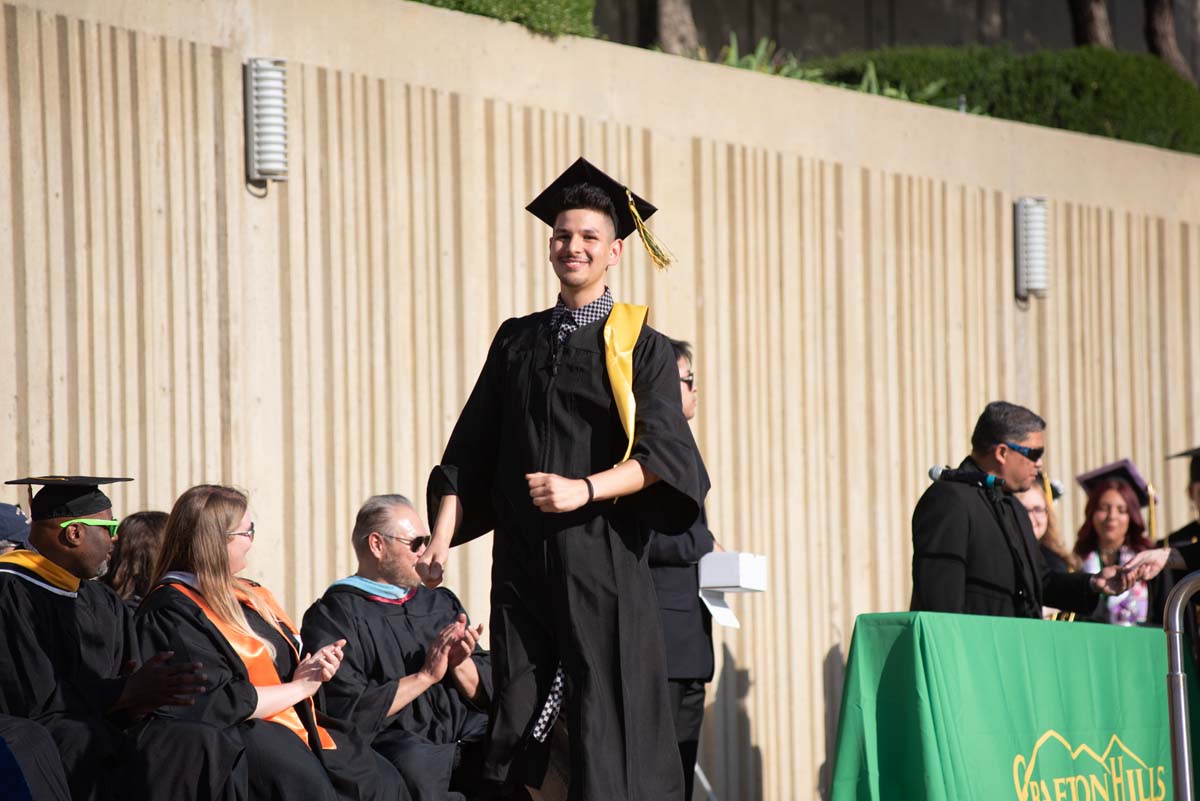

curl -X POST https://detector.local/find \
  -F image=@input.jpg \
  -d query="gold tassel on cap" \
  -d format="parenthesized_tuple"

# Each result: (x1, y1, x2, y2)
(1042, 473, 1054, 508)
(625, 188, 675, 270)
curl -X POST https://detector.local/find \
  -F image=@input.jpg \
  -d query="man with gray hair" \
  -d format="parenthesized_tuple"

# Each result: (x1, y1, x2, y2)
(302, 494, 491, 801)
(911, 401, 1130, 617)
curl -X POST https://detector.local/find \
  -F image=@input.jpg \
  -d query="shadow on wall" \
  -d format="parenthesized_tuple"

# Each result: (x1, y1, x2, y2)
(817, 643, 847, 800)
(699, 644, 763, 801)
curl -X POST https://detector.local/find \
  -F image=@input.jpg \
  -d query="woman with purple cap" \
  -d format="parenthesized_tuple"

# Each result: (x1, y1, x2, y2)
(1073, 459, 1158, 625)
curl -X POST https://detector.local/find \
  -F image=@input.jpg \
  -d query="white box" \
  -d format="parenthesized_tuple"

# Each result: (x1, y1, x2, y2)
(698, 552, 767, 593)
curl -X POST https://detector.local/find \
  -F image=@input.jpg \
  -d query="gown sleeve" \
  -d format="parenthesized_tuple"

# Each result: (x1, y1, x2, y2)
(426, 319, 515, 546)
(0, 582, 68, 719)
(647, 507, 716, 566)
(623, 330, 710, 533)
(301, 595, 398, 738)
(135, 590, 258, 727)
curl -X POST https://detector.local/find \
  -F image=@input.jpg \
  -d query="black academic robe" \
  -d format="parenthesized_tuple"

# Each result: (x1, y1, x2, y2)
(136, 580, 406, 801)
(0, 562, 241, 801)
(427, 310, 709, 801)
(648, 507, 715, 683)
(0, 714, 70, 801)
(911, 457, 1097, 617)
(301, 584, 490, 801)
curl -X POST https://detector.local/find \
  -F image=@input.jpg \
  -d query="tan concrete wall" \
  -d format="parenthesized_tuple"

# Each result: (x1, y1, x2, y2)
(3, 1, 1200, 798)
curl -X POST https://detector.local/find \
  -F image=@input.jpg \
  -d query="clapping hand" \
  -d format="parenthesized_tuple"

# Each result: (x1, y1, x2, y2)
(295, 639, 347, 690)
(116, 651, 208, 715)
(447, 613, 484, 669)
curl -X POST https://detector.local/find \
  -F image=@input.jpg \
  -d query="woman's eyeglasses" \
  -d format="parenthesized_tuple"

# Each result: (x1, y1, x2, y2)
(228, 522, 256, 542)
(680, 372, 695, 390)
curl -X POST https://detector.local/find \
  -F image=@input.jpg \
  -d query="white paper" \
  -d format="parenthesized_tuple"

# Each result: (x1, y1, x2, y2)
(700, 589, 740, 629)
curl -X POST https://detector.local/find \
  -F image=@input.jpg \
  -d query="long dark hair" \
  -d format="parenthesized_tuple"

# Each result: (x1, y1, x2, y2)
(104, 511, 168, 601)
(1073, 479, 1152, 558)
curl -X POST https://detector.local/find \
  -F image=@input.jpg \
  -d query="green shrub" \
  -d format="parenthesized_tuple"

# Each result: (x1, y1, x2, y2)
(990, 47, 1200, 153)
(805, 44, 1017, 106)
(791, 43, 1200, 154)
(415, 0, 594, 37)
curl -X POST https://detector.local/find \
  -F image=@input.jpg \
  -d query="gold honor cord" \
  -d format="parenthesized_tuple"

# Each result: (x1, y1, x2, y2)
(604, 303, 649, 466)
(1042, 473, 1053, 508)
(625, 188, 675, 270)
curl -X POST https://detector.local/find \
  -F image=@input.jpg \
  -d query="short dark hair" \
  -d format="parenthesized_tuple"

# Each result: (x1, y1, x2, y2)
(970, 401, 1046, 452)
(556, 184, 619, 237)
(668, 338, 693, 364)
(352, 494, 415, 555)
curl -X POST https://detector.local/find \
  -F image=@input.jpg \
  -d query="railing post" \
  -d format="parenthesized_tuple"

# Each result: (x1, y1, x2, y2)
(1164, 572, 1200, 801)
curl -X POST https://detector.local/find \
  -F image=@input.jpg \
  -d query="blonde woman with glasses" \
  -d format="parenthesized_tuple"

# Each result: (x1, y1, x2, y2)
(136, 484, 408, 801)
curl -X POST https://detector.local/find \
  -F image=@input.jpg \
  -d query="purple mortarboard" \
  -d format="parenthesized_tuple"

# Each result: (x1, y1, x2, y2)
(1075, 459, 1152, 507)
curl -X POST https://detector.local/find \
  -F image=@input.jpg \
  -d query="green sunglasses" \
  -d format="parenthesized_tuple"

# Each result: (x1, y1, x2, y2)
(59, 518, 121, 538)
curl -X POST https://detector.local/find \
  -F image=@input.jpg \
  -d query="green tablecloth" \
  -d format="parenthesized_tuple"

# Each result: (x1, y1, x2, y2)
(830, 612, 1173, 801)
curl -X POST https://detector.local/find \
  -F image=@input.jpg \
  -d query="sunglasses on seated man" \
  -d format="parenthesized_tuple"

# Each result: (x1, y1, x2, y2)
(59, 518, 121, 539)
(377, 531, 431, 554)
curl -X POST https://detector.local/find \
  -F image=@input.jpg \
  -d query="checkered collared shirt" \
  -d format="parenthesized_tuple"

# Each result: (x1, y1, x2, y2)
(549, 287, 614, 343)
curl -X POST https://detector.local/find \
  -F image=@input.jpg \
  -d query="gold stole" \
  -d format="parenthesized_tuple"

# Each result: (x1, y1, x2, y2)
(603, 302, 648, 465)
(169, 582, 336, 751)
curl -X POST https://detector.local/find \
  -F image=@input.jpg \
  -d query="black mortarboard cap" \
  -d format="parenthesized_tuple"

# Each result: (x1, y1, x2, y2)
(5, 476, 132, 521)
(525, 157, 674, 269)
(1169, 446, 1200, 485)
(1075, 459, 1152, 507)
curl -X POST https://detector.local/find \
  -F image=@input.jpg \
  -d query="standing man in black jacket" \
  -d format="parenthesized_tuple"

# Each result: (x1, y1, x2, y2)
(649, 338, 721, 800)
(911, 401, 1130, 617)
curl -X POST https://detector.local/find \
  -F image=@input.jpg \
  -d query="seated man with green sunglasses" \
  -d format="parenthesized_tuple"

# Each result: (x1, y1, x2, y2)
(0, 476, 238, 801)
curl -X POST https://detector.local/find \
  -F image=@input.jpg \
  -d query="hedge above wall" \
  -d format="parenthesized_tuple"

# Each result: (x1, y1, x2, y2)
(414, 0, 594, 37)
(802, 45, 1200, 155)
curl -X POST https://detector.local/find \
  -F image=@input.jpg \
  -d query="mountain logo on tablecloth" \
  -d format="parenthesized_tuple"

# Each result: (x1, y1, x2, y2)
(1012, 730, 1166, 801)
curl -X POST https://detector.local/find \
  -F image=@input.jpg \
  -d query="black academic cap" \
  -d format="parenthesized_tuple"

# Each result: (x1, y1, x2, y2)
(1075, 459, 1152, 507)
(526, 158, 674, 269)
(5, 476, 132, 521)
(1168, 446, 1200, 485)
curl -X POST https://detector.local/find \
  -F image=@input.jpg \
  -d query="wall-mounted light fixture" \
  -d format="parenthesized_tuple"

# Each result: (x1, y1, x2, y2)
(244, 58, 288, 186)
(1014, 196, 1048, 301)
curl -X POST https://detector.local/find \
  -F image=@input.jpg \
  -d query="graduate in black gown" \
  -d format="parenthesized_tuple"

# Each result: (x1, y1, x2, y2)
(136, 484, 407, 801)
(420, 159, 709, 801)
(0, 476, 224, 801)
(303, 494, 491, 801)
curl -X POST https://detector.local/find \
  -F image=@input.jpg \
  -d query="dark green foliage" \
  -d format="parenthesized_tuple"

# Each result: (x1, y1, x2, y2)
(989, 47, 1200, 154)
(805, 45, 1017, 105)
(415, 0, 594, 37)
(794, 43, 1200, 154)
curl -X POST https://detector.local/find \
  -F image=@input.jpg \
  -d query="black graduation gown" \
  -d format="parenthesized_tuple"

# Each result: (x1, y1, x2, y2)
(910, 457, 1097, 617)
(648, 507, 715, 683)
(136, 580, 406, 801)
(0, 563, 241, 801)
(301, 584, 490, 801)
(427, 310, 709, 801)
(0, 714, 70, 801)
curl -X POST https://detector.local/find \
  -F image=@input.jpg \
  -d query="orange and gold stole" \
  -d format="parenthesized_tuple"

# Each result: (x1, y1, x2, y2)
(169, 581, 335, 750)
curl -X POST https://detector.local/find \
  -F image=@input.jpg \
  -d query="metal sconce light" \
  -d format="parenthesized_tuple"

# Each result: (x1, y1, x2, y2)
(244, 58, 288, 186)
(1014, 197, 1048, 301)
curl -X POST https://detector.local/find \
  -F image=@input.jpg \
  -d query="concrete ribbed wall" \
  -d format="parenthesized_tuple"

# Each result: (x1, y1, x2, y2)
(4, 1, 1200, 798)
